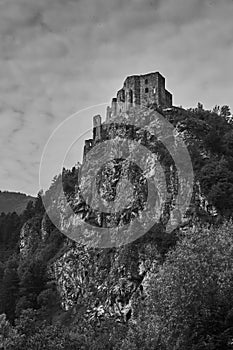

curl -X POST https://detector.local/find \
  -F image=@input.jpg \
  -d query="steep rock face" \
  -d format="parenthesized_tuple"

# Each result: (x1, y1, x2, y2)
(50, 238, 160, 322)
(42, 106, 219, 323)
(18, 105, 223, 325)
(57, 107, 216, 242)
(19, 220, 42, 258)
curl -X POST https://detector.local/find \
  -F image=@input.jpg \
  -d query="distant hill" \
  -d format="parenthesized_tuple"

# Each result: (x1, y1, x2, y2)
(0, 191, 35, 214)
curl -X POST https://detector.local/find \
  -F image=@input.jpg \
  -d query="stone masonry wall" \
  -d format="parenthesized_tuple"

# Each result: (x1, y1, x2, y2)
(107, 72, 173, 120)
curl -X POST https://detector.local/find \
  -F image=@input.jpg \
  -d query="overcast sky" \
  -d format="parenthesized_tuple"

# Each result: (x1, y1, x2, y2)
(0, 0, 233, 196)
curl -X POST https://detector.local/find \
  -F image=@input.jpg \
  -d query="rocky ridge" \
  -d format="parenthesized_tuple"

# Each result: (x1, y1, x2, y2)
(19, 104, 223, 326)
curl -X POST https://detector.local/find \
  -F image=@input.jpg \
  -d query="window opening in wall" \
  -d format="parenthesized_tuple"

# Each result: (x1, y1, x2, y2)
(129, 90, 133, 103)
(145, 87, 149, 93)
(145, 79, 148, 84)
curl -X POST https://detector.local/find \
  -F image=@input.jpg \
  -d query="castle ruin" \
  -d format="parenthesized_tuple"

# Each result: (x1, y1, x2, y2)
(83, 71, 173, 161)
(106, 71, 173, 120)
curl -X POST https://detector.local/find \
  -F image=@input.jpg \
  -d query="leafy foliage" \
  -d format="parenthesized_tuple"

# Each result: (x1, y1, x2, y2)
(122, 223, 233, 350)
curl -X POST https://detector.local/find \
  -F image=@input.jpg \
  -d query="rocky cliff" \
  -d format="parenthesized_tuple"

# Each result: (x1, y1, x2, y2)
(18, 103, 232, 327)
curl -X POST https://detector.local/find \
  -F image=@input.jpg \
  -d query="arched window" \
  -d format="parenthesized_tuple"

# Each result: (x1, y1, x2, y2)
(145, 87, 149, 93)
(145, 79, 148, 84)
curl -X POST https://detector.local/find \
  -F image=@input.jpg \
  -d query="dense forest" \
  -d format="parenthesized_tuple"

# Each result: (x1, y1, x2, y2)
(1, 104, 233, 349)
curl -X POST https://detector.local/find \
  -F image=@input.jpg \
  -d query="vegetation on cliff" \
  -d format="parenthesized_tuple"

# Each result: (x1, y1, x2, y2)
(1, 104, 233, 349)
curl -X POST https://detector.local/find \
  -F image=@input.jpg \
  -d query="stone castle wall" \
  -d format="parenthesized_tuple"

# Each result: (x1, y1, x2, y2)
(83, 72, 173, 162)
(107, 72, 173, 120)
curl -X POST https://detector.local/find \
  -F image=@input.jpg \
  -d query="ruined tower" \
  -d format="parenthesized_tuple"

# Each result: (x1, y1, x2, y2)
(83, 71, 173, 162)
(93, 114, 102, 141)
(106, 72, 173, 120)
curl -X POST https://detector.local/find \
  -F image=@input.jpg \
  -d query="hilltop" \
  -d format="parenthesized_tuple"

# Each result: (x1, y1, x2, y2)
(0, 191, 35, 214)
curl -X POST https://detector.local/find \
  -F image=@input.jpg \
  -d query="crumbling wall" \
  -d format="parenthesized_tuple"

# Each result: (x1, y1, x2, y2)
(83, 139, 94, 162)
(107, 72, 173, 119)
(93, 114, 102, 141)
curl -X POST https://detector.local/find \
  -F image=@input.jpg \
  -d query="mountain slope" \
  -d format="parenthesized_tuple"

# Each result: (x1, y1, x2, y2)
(0, 191, 35, 214)
(1, 104, 233, 349)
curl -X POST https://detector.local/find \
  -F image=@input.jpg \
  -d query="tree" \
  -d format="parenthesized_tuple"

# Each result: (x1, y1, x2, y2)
(220, 105, 231, 118)
(146, 224, 233, 350)
(21, 201, 35, 222)
(199, 158, 233, 216)
(18, 259, 47, 310)
(213, 105, 220, 115)
(34, 190, 45, 216)
(0, 313, 20, 349)
(0, 257, 19, 322)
